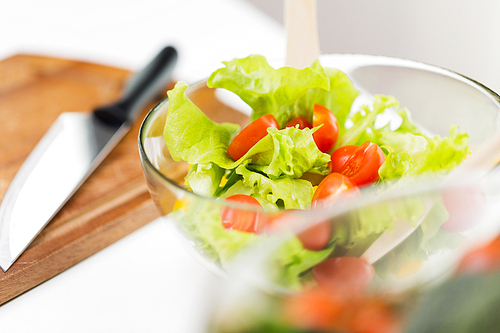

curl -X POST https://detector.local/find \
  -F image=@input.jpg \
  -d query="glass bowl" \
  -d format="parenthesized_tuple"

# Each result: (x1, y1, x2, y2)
(138, 54, 500, 285)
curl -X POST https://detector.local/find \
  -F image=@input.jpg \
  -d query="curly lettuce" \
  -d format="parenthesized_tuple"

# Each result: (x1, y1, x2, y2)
(379, 125, 470, 183)
(164, 81, 239, 166)
(207, 55, 331, 128)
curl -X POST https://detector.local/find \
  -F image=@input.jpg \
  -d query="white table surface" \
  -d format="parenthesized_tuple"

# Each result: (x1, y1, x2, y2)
(0, 1, 284, 331)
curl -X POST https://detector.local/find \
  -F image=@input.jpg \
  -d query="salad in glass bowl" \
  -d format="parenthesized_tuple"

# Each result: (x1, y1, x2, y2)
(139, 53, 500, 291)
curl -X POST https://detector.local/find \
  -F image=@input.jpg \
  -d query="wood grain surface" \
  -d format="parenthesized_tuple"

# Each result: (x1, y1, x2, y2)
(0, 54, 168, 305)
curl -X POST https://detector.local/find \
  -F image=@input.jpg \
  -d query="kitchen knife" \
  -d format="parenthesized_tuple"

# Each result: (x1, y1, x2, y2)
(0, 46, 178, 271)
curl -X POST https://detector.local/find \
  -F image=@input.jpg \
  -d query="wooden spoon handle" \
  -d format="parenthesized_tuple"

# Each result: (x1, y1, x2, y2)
(284, 0, 321, 68)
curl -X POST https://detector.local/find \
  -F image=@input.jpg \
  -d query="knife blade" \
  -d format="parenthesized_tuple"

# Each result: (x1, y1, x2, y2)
(0, 46, 178, 271)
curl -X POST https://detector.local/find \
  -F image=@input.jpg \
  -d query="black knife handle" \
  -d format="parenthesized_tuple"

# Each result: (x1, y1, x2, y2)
(93, 45, 178, 126)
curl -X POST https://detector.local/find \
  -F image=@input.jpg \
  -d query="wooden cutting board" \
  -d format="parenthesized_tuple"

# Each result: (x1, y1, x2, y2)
(0, 54, 169, 305)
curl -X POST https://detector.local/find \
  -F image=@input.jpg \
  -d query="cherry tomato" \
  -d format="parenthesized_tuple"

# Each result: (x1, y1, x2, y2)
(312, 257, 375, 298)
(220, 194, 264, 233)
(339, 141, 385, 187)
(227, 114, 279, 160)
(297, 221, 332, 251)
(266, 210, 331, 251)
(282, 287, 401, 333)
(281, 287, 344, 331)
(329, 145, 359, 173)
(286, 116, 312, 130)
(441, 186, 487, 233)
(456, 235, 500, 275)
(349, 299, 402, 333)
(312, 173, 360, 208)
(312, 104, 339, 153)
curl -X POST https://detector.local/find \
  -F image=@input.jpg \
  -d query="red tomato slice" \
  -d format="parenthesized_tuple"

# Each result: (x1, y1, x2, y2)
(227, 114, 279, 161)
(286, 116, 312, 130)
(312, 104, 339, 153)
(298, 221, 332, 251)
(456, 235, 500, 275)
(312, 173, 360, 208)
(281, 287, 344, 331)
(312, 257, 375, 298)
(220, 194, 264, 233)
(329, 145, 359, 173)
(266, 210, 331, 251)
(349, 299, 402, 333)
(282, 287, 400, 333)
(339, 141, 385, 187)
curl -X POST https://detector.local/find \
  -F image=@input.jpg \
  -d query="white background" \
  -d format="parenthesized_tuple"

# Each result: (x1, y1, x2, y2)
(2, 0, 500, 331)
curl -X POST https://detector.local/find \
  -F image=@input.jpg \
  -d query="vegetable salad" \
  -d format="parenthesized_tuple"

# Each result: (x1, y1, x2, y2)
(163, 55, 470, 289)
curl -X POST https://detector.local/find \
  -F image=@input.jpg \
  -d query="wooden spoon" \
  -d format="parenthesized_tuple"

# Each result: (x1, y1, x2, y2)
(284, 0, 321, 68)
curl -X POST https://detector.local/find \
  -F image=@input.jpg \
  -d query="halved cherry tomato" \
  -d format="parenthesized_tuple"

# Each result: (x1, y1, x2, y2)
(286, 116, 312, 130)
(265, 210, 331, 251)
(227, 114, 279, 160)
(312, 173, 360, 208)
(220, 194, 264, 233)
(297, 221, 332, 251)
(329, 145, 359, 173)
(349, 299, 402, 333)
(312, 104, 339, 153)
(339, 141, 385, 187)
(281, 287, 344, 331)
(312, 257, 375, 298)
(282, 287, 401, 333)
(456, 235, 500, 275)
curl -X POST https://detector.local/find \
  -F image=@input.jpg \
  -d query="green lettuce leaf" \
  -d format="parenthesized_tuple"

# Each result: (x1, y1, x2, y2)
(207, 55, 330, 127)
(395, 107, 425, 135)
(295, 66, 360, 136)
(249, 127, 330, 179)
(165, 86, 330, 180)
(379, 132, 428, 160)
(236, 162, 315, 210)
(334, 94, 400, 149)
(170, 200, 257, 266)
(185, 163, 224, 196)
(163, 81, 239, 166)
(379, 125, 470, 182)
(267, 236, 333, 290)
(410, 125, 469, 174)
